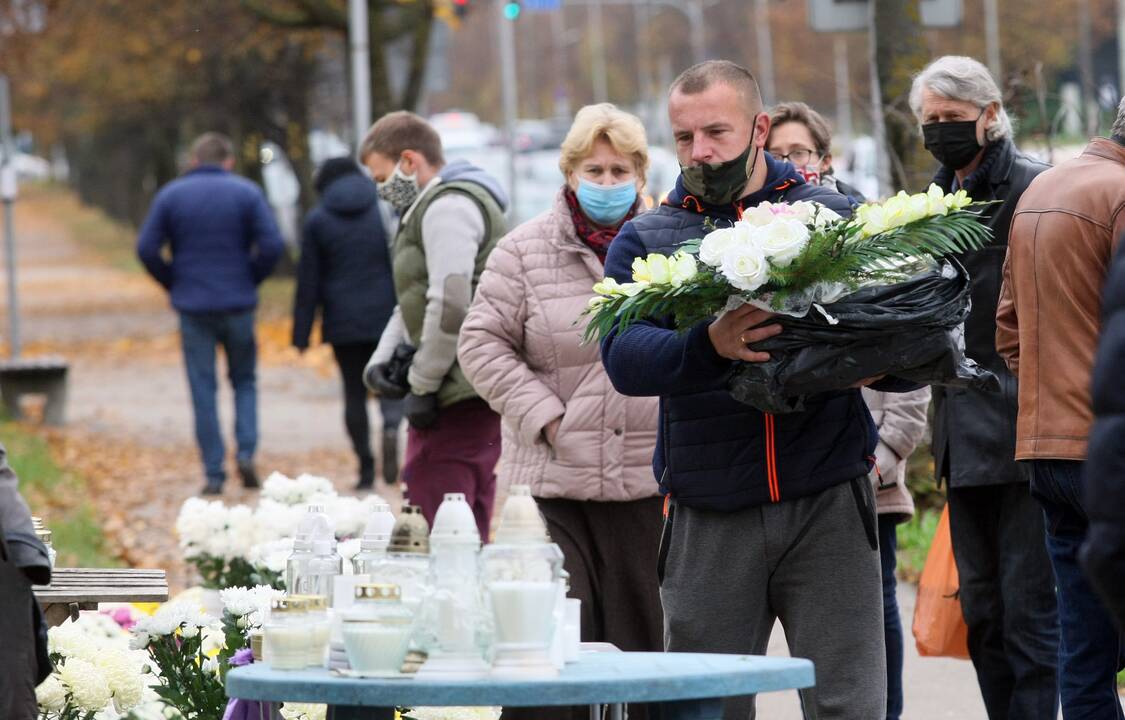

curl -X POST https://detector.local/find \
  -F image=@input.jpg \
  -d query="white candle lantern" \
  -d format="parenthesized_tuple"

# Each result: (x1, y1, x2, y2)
(479, 485, 564, 678)
(368, 503, 432, 670)
(352, 501, 397, 576)
(417, 493, 489, 679)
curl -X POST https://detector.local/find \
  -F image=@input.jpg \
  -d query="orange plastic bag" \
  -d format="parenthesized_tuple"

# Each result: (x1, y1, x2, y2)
(912, 504, 971, 659)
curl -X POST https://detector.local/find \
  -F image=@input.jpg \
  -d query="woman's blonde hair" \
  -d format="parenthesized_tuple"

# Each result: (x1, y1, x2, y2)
(559, 103, 649, 183)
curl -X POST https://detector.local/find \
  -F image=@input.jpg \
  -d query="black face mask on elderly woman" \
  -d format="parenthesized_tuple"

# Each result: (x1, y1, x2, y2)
(922, 109, 985, 171)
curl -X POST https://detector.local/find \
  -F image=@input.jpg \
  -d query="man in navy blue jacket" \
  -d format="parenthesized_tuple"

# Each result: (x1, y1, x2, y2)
(602, 61, 901, 719)
(137, 133, 284, 495)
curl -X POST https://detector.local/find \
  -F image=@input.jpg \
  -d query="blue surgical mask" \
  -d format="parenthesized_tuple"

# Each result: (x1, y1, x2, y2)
(576, 177, 638, 225)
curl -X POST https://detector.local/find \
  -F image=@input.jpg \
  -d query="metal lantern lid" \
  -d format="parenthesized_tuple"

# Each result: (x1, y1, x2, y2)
(354, 583, 402, 602)
(387, 504, 430, 554)
(270, 597, 305, 614)
(287, 594, 329, 611)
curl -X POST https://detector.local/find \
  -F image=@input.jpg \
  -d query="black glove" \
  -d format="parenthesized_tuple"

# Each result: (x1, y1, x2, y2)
(404, 392, 440, 430)
(365, 363, 410, 399)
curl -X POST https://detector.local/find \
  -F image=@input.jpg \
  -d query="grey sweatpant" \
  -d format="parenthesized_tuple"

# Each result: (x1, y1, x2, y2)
(660, 478, 886, 720)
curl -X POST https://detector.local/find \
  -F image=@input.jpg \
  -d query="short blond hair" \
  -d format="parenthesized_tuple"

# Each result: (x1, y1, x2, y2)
(559, 104, 649, 183)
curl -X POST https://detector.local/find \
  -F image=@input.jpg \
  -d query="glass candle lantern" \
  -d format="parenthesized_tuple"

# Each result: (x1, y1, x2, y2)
(417, 493, 489, 679)
(288, 594, 330, 668)
(262, 597, 309, 670)
(341, 583, 415, 676)
(479, 486, 565, 678)
(286, 504, 333, 594)
(352, 501, 396, 576)
(369, 504, 432, 662)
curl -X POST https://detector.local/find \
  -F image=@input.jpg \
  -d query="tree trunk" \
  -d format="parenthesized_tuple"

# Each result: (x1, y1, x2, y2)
(873, 0, 930, 192)
(399, 3, 435, 111)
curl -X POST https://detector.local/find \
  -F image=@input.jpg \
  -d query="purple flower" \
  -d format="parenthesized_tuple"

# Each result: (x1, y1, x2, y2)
(230, 648, 255, 667)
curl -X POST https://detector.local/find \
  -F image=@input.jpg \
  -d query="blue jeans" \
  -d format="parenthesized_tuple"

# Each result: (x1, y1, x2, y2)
(1030, 460, 1124, 720)
(879, 515, 903, 720)
(179, 310, 258, 481)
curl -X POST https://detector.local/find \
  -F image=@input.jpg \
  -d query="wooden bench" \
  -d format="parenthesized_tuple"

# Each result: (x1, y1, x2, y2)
(0, 355, 69, 425)
(34, 567, 169, 626)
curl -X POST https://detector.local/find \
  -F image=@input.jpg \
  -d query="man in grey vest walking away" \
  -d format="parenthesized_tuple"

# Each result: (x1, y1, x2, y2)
(360, 112, 508, 539)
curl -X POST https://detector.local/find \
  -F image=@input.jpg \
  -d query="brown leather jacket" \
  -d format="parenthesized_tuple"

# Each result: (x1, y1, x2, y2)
(997, 137, 1125, 460)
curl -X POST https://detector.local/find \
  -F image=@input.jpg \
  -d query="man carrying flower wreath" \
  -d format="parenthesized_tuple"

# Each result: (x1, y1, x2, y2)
(601, 60, 917, 720)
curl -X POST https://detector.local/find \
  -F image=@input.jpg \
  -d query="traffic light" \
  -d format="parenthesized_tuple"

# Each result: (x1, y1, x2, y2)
(452, 0, 469, 19)
(502, 1, 521, 20)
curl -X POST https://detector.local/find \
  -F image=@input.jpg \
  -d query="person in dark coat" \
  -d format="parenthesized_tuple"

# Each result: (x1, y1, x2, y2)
(293, 157, 402, 488)
(137, 132, 285, 495)
(1082, 233, 1125, 632)
(910, 56, 1059, 720)
(0, 440, 53, 720)
(601, 60, 920, 720)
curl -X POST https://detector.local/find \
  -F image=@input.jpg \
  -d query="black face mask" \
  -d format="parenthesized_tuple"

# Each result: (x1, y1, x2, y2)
(922, 110, 984, 171)
(680, 118, 761, 206)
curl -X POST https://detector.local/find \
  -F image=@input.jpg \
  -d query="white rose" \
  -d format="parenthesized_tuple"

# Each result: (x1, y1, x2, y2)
(739, 203, 780, 227)
(757, 218, 809, 267)
(36, 674, 68, 712)
(697, 226, 742, 265)
(781, 201, 816, 224)
(720, 243, 771, 293)
(811, 204, 843, 227)
(699, 223, 755, 267)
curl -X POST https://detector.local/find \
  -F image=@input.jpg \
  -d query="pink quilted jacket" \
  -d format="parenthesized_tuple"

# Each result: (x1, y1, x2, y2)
(458, 189, 659, 501)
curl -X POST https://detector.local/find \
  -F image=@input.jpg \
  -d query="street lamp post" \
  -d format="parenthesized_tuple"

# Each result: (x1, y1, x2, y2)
(0, 75, 20, 358)
(498, 0, 519, 216)
(348, 0, 372, 149)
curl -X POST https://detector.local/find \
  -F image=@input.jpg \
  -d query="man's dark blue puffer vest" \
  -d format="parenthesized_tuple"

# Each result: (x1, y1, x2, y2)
(601, 154, 878, 511)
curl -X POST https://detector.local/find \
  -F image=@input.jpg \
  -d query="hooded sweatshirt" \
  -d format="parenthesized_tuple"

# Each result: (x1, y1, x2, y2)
(292, 172, 395, 348)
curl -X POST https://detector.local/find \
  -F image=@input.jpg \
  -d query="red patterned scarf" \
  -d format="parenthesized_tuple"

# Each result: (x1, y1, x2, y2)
(563, 187, 636, 264)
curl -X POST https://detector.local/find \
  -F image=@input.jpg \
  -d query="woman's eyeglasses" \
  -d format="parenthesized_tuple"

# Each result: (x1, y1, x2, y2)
(771, 148, 819, 166)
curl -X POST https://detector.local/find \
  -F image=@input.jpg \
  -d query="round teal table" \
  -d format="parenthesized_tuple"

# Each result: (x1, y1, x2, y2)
(225, 651, 815, 720)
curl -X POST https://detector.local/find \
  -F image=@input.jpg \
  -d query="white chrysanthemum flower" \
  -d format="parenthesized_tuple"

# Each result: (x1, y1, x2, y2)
(98, 649, 145, 712)
(248, 537, 295, 575)
(281, 702, 329, 720)
(49, 622, 99, 661)
(35, 674, 68, 711)
(60, 658, 112, 711)
(406, 707, 503, 720)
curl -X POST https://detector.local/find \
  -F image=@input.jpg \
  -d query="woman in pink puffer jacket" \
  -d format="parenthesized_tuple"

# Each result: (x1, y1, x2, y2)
(458, 105, 662, 698)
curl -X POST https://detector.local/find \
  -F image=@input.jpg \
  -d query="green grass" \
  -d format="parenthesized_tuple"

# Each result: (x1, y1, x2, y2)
(3, 421, 120, 568)
(896, 507, 942, 584)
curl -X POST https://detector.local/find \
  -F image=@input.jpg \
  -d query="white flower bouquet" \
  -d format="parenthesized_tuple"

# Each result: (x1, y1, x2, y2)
(129, 602, 229, 720)
(36, 614, 151, 720)
(586, 185, 998, 412)
(176, 473, 387, 589)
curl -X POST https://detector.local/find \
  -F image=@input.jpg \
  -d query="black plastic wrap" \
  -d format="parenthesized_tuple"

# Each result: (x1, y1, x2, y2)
(728, 260, 999, 414)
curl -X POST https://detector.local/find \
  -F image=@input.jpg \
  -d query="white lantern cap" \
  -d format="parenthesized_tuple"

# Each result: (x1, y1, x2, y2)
(430, 493, 481, 545)
(360, 502, 397, 549)
(294, 504, 333, 551)
(494, 485, 550, 544)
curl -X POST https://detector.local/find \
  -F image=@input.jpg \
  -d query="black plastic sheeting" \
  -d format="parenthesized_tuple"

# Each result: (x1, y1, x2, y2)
(728, 260, 998, 414)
